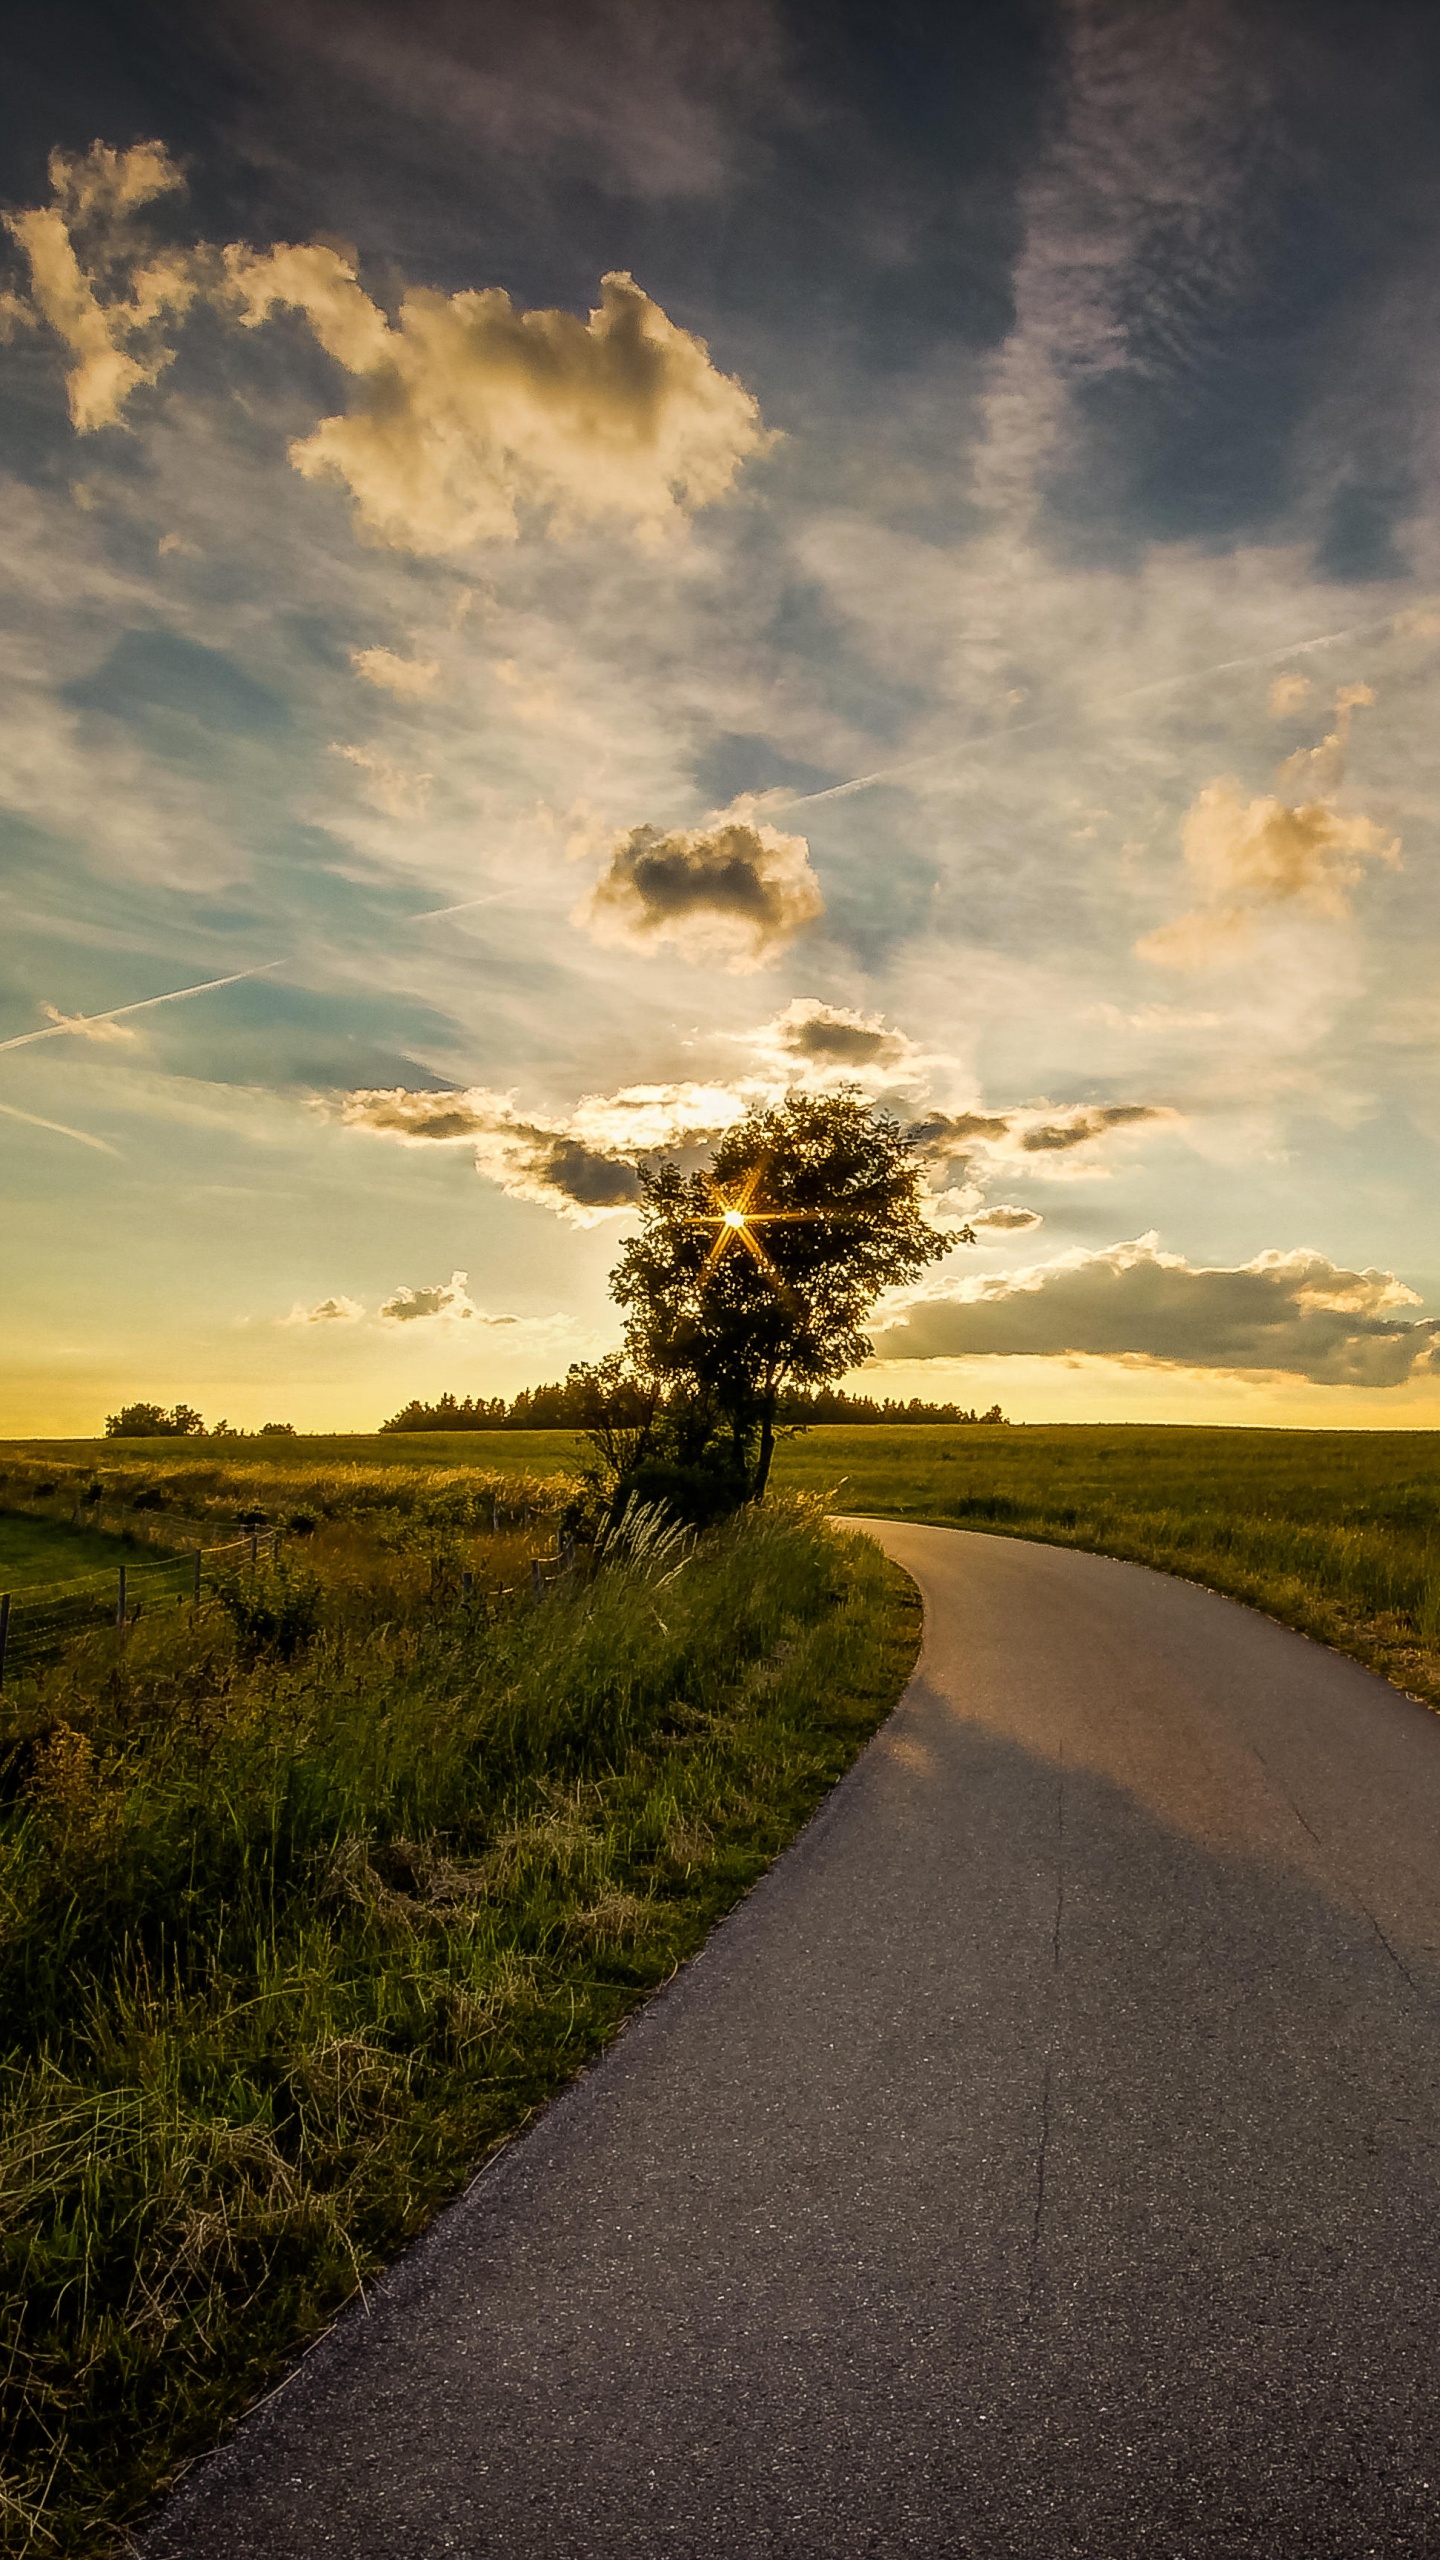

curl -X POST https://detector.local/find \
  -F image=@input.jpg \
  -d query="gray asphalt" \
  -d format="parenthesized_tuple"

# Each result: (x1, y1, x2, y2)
(148, 1522, 1440, 2558)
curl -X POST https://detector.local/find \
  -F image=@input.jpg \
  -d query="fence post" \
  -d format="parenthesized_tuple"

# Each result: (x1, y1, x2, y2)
(250, 1532, 258, 1574)
(192, 1549, 202, 1608)
(116, 1565, 127, 1632)
(0, 1592, 9, 1691)
(530, 1558, 543, 1599)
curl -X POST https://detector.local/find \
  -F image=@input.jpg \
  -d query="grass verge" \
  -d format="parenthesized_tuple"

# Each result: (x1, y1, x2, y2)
(0, 1499, 917, 2556)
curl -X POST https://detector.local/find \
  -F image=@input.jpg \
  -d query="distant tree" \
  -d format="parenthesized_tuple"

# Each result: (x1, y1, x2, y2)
(258, 1421, 297, 1437)
(105, 1401, 206, 1439)
(609, 1089, 964, 1508)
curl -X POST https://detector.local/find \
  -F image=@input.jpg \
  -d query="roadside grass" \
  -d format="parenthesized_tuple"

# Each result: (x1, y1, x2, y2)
(0, 1490, 917, 2556)
(769, 1422, 1440, 1707)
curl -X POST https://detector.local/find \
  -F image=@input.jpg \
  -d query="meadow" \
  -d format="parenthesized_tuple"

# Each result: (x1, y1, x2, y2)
(6, 1416, 1440, 2549)
(768, 1420, 1440, 1704)
(0, 1445, 916, 2556)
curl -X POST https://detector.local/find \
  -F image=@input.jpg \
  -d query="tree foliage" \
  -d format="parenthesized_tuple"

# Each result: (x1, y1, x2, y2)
(605, 1089, 960, 1507)
(104, 1402, 206, 1439)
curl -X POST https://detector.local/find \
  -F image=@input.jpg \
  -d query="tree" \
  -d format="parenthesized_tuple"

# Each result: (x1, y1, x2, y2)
(608, 1089, 964, 1506)
(105, 1401, 206, 1439)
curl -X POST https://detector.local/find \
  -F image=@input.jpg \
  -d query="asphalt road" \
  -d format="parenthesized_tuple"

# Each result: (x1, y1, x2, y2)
(148, 1523, 1440, 2558)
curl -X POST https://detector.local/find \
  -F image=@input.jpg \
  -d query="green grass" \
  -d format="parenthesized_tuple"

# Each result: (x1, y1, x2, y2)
(0, 1515, 138, 1590)
(0, 1484, 917, 2555)
(769, 1421, 1440, 1703)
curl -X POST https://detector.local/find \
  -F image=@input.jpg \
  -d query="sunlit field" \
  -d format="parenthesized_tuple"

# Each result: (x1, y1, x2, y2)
(0, 1446, 916, 2556)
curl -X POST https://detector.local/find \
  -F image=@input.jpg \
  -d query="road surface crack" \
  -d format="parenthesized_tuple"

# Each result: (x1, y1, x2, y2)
(1253, 1743, 1419, 1997)
(1027, 2057, 1053, 2316)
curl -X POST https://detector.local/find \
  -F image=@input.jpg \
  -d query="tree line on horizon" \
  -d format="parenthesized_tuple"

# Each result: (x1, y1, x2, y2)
(380, 1381, 1008, 1433)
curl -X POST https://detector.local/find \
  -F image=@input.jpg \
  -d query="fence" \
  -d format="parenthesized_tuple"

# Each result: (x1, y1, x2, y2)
(0, 1531, 276, 1687)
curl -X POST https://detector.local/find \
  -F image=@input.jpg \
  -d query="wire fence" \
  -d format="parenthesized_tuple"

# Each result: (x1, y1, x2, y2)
(0, 1531, 275, 1686)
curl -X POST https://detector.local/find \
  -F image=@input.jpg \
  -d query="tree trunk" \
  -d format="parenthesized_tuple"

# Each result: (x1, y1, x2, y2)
(754, 1394, 777, 1501)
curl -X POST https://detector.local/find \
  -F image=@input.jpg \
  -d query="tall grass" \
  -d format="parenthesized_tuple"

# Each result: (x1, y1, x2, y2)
(0, 1491, 917, 2555)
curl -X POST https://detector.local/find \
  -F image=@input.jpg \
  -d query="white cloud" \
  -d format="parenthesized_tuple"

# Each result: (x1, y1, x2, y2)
(1139, 687, 1400, 967)
(579, 815, 823, 969)
(349, 646, 441, 698)
(6, 141, 199, 433)
(332, 742, 431, 818)
(225, 249, 772, 553)
(380, 1269, 480, 1323)
(283, 1293, 364, 1325)
(877, 1233, 1440, 1387)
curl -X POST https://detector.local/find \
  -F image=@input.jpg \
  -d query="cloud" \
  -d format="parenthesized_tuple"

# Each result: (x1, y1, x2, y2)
(341, 1077, 747, 1224)
(283, 1293, 364, 1324)
(905, 1102, 1168, 1175)
(876, 1234, 1440, 1387)
(1019, 1103, 1162, 1153)
(1140, 686, 1400, 967)
(580, 816, 823, 969)
(380, 1270, 479, 1323)
(39, 1001, 137, 1046)
(970, 1205, 1044, 1233)
(332, 742, 431, 817)
(6, 141, 199, 432)
(224, 250, 772, 553)
(746, 997, 920, 1080)
(1268, 673, 1312, 717)
(349, 646, 441, 697)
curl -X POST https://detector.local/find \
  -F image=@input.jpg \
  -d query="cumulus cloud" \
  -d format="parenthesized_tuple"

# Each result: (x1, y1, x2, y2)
(380, 1270, 479, 1323)
(283, 1293, 364, 1325)
(876, 1233, 1440, 1387)
(349, 646, 441, 698)
(224, 249, 771, 552)
(341, 1078, 747, 1225)
(579, 816, 823, 969)
(1140, 686, 1400, 968)
(746, 998, 920, 1080)
(5, 141, 199, 432)
(9, 148, 770, 551)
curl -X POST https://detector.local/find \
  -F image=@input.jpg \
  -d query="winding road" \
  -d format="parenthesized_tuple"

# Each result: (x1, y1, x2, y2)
(149, 1522, 1440, 2557)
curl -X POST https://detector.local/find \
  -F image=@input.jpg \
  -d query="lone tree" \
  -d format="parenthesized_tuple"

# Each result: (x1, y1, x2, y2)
(600, 1088, 963, 1512)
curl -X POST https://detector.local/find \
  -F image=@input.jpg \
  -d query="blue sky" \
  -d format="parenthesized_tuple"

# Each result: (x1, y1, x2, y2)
(5, 0, 1440, 1432)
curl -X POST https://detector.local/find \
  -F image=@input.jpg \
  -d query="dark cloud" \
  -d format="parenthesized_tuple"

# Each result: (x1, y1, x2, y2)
(908, 1109, 1012, 1149)
(582, 818, 823, 969)
(757, 998, 916, 1073)
(877, 1236, 1440, 1388)
(1019, 1104, 1163, 1153)
(342, 1079, 737, 1224)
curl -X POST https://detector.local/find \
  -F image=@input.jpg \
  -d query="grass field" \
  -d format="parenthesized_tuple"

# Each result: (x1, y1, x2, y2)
(770, 1420, 1440, 1706)
(0, 1513, 137, 1589)
(0, 1472, 917, 2556)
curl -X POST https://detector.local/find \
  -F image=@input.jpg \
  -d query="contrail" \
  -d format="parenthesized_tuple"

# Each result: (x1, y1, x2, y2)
(776, 606, 1420, 812)
(0, 961, 281, 1055)
(410, 888, 522, 921)
(0, 1098, 119, 1153)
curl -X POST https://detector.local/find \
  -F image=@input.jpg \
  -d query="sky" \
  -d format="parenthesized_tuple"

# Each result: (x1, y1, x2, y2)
(4, 0, 1440, 1436)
